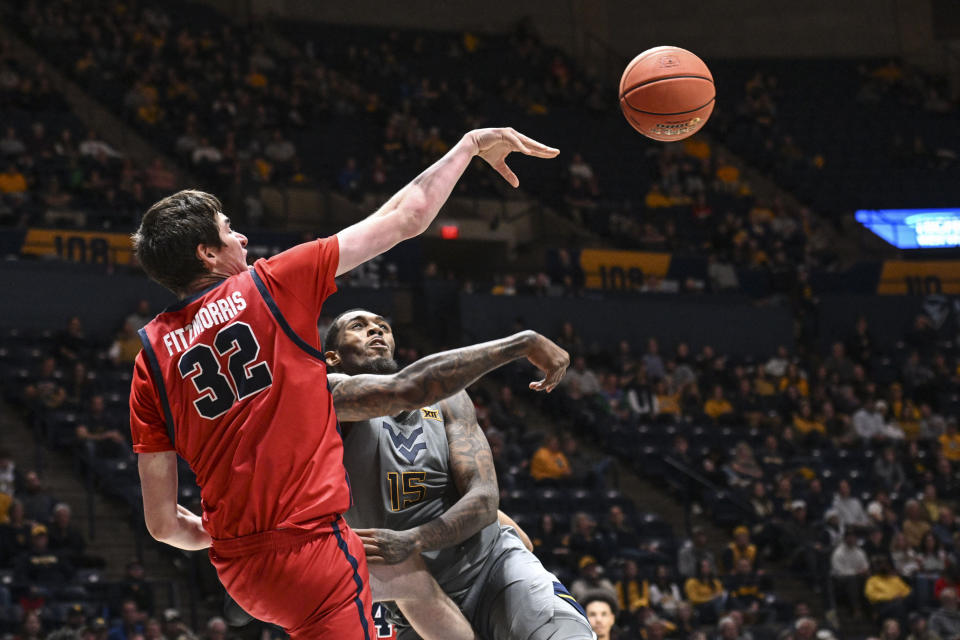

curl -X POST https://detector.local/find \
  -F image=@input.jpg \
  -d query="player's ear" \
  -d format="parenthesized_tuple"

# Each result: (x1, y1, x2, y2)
(324, 350, 341, 368)
(196, 242, 218, 271)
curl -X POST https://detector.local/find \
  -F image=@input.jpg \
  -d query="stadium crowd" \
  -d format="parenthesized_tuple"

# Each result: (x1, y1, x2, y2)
(0, 41, 162, 230)
(473, 308, 960, 638)
(1, 1, 959, 639)
(4, 0, 840, 297)
(0, 294, 865, 640)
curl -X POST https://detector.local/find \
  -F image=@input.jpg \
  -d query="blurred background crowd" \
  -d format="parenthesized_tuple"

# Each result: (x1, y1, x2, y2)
(2, 0, 960, 639)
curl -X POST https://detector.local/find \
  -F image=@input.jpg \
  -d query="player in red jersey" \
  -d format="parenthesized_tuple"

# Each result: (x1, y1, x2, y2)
(129, 127, 558, 639)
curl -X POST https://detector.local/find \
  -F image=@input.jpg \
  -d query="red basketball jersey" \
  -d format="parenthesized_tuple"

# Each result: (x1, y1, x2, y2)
(129, 238, 351, 541)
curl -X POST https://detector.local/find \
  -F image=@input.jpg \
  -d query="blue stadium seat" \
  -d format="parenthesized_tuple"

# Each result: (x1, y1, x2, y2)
(569, 489, 595, 514)
(535, 488, 563, 513)
(73, 569, 104, 586)
(501, 489, 534, 515)
(637, 512, 673, 539)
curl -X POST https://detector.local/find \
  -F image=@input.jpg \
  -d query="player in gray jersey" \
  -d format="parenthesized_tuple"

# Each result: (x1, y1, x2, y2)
(326, 309, 595, 640)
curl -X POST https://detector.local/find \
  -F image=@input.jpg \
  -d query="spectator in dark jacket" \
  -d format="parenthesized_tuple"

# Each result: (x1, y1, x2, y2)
(603, 505, 639, 554)
(20, 471, 56, 524)
(14, 523, 73, 588)
(679, 527, 717, 579)
(107, 599, 145, 640)
(874, 447, 907, 493)
(0, 499, 29, 566)
(47, 503, 86, 565)
(725, 557, 769, 619)
(112, 561, 155, 616)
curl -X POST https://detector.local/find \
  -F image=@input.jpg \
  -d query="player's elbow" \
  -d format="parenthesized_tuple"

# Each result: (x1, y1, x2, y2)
(144, 513, 176, 544)
(392, 373, 427, 411)
(474, 488, 499, 526)
(395, 190, 432, 237)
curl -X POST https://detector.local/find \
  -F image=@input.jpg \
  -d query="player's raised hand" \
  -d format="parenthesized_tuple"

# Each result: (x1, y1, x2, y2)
(466, 127, 559, 188)
(524, 333, 570, 393)
(355, 527, 420, 565)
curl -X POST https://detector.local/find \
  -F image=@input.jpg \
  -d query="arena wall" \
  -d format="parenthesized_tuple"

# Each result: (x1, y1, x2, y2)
(211, 0, 936, 60)
(3, 263, 938, 356)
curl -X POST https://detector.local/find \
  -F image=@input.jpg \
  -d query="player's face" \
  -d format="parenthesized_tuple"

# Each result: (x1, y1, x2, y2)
(334, 311, 398, 375)
(585, 601, 614, 638)
(208, 212, 248, 276)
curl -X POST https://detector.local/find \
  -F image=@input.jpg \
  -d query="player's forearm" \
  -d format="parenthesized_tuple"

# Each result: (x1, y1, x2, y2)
(332, 332, 536, 421)
(152, 509, 211, 551)
(409, 486, 498, 554)
(334, 137, 477, 276)
(376, 137, 475, 231)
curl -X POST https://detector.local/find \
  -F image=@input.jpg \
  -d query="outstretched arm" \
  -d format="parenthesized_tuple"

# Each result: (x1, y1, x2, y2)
(335, 128, 558, 276)
(328, 330, 568, 422)
(356, 390, 498, 563)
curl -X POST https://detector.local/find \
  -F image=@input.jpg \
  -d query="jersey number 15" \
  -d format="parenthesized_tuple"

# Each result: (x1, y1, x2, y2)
(386, 471, 427, 511)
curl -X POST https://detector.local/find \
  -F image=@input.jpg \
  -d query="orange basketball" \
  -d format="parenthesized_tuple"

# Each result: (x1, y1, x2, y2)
(619, 46, 715, 142)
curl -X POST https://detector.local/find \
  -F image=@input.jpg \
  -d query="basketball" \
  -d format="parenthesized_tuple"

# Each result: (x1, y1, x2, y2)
(619, 46, 715, 141)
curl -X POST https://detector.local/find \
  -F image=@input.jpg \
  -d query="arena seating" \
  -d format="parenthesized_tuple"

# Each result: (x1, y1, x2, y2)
(8, 0, 830, 279)
(0, 42, 153, 230)
(3, 1, 960, 638)
(496, 312, 960, 631)
(710, 59, 960, 213)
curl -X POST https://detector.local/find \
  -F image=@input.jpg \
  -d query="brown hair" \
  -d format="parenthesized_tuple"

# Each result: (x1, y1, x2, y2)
(132, 190, 224, 295)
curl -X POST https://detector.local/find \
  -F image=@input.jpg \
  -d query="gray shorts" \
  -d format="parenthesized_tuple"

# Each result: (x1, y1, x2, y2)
(397, 526, 594, 640)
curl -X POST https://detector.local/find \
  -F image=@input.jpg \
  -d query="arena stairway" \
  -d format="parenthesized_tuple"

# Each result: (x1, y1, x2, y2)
(0, 400, 183, 609)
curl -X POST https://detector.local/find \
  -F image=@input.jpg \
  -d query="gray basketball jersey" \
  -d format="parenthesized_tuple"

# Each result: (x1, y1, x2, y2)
(342, 406, 593, 640)
(342, 406, 500, 598)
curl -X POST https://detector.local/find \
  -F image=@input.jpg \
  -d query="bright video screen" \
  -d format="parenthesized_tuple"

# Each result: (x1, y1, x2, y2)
(855, 208, 960, 249)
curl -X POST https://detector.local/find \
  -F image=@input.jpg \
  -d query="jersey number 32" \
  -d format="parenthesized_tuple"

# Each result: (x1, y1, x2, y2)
(178, 322, 273, 419)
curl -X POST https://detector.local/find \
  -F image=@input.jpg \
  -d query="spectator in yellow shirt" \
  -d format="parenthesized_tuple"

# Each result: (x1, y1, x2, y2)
(645, 184, 671, 209)
(778, 363, 810, 396)
(902, 499, 931, 550)
(0, 163, 27, 194)
(137, 103, 163, 126)
(614, 559, 650, 616)
(654, 381, 681, 420)
(530, 435, 572, 483)
(704, 385, 734, 422)
(753, 369, 776, 397)
(864, 556, 911, 621)
(793, 402, 826, 438)
(715, 157, 740, 185)
(939, 420, 960, 462)
(683, 136, 711, 160)
(921, 484, 943, 523)
(421, 127, 449, 159)
(246, 70, 268, 88)
(684, 559, 725, 624)
(108, 321, 142, 366)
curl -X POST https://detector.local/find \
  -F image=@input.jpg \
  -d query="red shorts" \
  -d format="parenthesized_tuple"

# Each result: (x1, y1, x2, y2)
(210, 515, 374, 640)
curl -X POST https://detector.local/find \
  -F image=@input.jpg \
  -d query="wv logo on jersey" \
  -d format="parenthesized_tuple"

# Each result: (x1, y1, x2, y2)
(382, 423, 426, 464)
